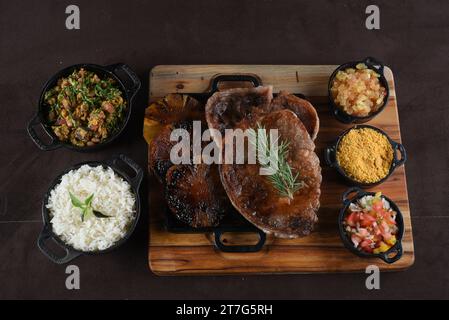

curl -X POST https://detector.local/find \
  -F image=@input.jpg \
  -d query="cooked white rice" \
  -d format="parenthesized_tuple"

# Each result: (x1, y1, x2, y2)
(47, 164, 136, 252)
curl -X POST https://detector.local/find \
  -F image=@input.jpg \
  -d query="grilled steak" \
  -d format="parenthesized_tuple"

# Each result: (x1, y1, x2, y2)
(165, 164, 229, 228)
(205, 86, 273, 136)
(220, 110, 321, 238)
(270, 90, 319, 140)
(205, 87, 321, 238)
(205, 86, 319, 140)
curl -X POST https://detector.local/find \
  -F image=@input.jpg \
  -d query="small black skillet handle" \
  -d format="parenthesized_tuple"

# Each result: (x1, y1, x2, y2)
(107, 63, 141, 101)
(210, 74, 261, 93)
(37, 225, 82, 264)
(107, 154, 144, 191)
(341, 187, 367, 207)
(332, 110, 354, 124)
(363, 57, 385, 75)
(214, 228, 266, 253)
(27, 115, 62, 151)
(391, 141, 407, 168)
(379, 242, 403, 264)
(324, 144, 338, 168)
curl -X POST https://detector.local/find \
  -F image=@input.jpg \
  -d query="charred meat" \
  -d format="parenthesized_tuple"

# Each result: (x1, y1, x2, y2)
(148, 94, 229, 228)
(149, 124, 179, 184)
(205, 86, 322, 238)
(206, 86, 319, 141)
(220, 110, 321, 238)
(165, 164, 229, 228)
(270, 90, 319, 141)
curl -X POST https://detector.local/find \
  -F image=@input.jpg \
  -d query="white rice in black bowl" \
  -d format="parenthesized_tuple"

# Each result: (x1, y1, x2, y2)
(46, 165, 136, 252)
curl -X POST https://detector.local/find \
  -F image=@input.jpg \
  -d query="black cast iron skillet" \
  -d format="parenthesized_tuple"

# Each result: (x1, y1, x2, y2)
(328, 57, 390, 124)
(27, 63, 141, 152)
(37, 154, 143, 264)
(338, 187, 404, 264)
(324, 124, 407, 188)
(162, 74, 308, 253)
(164, 207, 267, 253)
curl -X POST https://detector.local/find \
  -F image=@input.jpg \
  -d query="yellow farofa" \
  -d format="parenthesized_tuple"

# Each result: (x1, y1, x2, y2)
(336, 128, 394, 183)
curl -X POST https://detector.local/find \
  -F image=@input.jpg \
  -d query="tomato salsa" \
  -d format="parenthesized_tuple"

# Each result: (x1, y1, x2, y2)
(344, 192, 398, 254)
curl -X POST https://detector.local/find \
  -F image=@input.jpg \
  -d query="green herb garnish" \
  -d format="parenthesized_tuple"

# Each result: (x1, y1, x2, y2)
(69, 192, 110, 221)
(250, 123, 305, 200)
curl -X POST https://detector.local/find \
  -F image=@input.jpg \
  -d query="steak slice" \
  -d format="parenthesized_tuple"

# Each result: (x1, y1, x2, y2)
(205, 86, 273, 136)
(206, 86, 319, 140)
(219, 109, 322, 238)
(165, 164, 229, 228)
(271, 90, 319, 141)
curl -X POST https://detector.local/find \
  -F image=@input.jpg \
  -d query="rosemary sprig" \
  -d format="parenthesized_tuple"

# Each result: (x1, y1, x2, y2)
(250, 123, 305, 200)
(69, 192, 110, 221)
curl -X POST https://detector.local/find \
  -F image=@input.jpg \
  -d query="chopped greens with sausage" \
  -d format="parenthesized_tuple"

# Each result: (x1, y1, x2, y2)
(44, 68, 126, 147)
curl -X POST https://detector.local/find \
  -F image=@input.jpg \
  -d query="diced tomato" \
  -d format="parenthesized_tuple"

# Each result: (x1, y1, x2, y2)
(346, 212, 359, 227)
(360, 213, 376, 227)
(381, 211, 397, 225)
(360, 240, 374, 253)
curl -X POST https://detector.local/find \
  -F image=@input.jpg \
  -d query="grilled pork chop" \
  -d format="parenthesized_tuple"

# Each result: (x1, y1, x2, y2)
(270, 90, 319, 141)
(220, 109, 321, 238)
(205, 86, 319, 140)
(205, 86, 273, 137)
(205, 87, 321, 238)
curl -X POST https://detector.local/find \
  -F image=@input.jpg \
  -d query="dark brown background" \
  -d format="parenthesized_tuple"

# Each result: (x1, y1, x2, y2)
(1, 0, 448, 299)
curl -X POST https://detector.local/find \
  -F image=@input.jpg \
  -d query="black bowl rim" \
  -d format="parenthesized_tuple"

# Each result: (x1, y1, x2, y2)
(40, 157, 142, 256)
(328, 57, 390, 123)
(33, 63, 140, 152)
(328, 124, 406, 187)
(338, 188, 405, 261)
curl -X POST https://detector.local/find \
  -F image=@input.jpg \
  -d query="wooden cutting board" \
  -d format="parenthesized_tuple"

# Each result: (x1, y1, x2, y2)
(147, 65, 414, 275)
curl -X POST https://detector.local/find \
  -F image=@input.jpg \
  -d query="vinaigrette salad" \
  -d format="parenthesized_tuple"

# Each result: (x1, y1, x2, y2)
(344, 192, 398, 254)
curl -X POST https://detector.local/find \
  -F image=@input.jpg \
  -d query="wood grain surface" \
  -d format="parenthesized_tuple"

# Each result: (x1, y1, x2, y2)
(147, 65, 414, 275)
